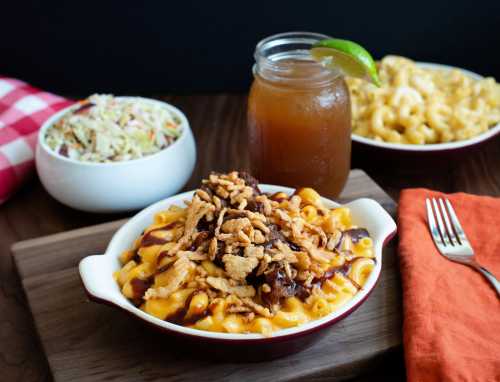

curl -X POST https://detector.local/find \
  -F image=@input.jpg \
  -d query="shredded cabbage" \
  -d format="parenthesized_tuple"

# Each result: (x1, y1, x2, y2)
(45, 94, 182, 162)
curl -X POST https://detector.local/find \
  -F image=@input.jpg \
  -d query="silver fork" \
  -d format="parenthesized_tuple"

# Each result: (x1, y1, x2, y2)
(426, 197, 500, 297)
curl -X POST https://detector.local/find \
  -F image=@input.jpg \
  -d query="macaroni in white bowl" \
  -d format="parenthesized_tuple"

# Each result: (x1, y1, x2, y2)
(347, 56, 500, 145)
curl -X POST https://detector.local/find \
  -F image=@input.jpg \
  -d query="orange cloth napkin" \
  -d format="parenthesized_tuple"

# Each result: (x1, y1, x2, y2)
(398, 189, 500, 382)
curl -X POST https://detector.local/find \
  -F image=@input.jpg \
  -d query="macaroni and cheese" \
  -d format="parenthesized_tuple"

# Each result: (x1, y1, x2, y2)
(115, 172, 375, 336)
(347, 56, 500, 144)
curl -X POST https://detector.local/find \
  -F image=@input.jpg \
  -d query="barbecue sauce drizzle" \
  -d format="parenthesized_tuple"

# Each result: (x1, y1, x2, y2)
(311, 257, 370, 291)
(139, 221, 179, 247)
(164, 291, 209, 325)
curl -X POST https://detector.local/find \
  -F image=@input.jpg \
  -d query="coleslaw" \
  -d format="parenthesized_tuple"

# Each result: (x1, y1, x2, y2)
(45, 94, 182, 163)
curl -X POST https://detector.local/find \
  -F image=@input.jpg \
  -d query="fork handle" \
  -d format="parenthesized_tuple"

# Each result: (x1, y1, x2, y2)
(472, 264, 500, 297)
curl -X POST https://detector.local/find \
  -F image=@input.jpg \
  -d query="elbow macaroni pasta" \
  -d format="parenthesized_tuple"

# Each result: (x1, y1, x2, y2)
(347, 56, 500, 144)
(114, 172, 376, 336)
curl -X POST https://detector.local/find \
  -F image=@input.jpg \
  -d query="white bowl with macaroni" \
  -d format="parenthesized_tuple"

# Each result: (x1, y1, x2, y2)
(79, 182, 396, 359)
(36, 96, 196, 212)
(349, 58, 500, 153)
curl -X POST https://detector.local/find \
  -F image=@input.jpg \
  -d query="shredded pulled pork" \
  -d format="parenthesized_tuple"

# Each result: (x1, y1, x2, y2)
(206, 276, 256, 298)
(145, 256, 195, 299)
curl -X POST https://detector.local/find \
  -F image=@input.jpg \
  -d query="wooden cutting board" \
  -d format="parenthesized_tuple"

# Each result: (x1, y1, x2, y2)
(12, 169, 402, 382)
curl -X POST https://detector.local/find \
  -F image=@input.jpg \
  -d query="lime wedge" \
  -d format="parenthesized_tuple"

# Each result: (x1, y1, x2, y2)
(311, 39, 380, 87)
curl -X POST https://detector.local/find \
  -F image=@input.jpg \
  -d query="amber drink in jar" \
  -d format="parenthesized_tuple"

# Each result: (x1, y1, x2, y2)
(248, 32, 351, 197)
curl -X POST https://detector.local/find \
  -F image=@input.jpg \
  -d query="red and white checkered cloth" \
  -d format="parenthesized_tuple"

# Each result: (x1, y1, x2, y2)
(0, 77, 74, 204)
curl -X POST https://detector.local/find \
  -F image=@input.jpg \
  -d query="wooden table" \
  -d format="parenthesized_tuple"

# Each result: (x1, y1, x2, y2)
(1, 94, 499, 382)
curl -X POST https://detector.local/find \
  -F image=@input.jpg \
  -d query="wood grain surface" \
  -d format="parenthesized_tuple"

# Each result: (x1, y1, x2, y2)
(1, 94, 499, 382)
(12, 170, 401, 382)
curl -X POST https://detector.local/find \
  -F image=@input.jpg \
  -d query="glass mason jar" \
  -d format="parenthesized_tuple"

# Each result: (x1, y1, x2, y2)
(248, 32, 351, 197)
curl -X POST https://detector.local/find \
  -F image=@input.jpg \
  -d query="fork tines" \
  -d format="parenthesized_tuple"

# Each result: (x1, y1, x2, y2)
(426, 197, 468, 247)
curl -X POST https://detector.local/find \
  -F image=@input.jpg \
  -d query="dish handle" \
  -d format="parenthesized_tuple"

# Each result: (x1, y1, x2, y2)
(345, 198, 397, 246)
(79, 254, 120, 303)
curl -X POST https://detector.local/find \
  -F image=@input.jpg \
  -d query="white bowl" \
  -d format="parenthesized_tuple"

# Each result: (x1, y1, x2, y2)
(36, 97, 196, 213)
(79, 185, 396, 345)
(352, 62, 500, 152)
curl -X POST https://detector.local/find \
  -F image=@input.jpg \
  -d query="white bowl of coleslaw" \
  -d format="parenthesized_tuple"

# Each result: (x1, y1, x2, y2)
(36, 96, 196, 213)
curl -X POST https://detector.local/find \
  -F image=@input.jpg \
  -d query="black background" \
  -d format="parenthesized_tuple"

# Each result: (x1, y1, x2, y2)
(2, 0, 499, 95)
